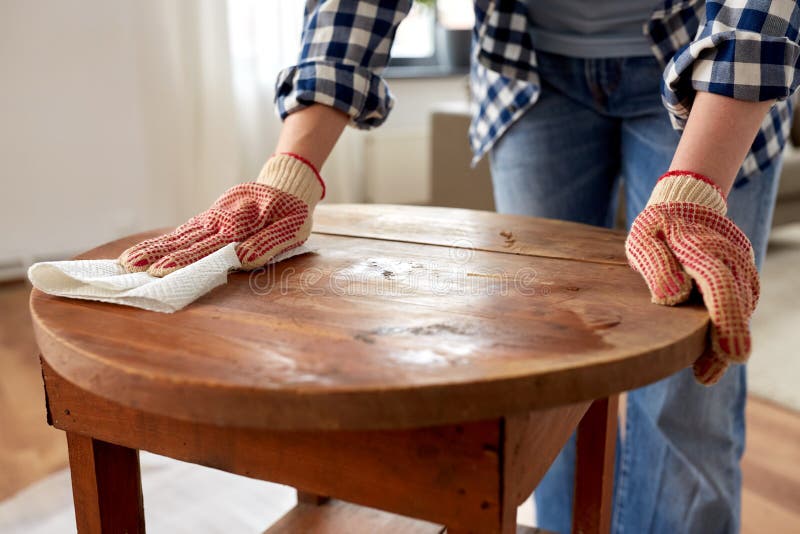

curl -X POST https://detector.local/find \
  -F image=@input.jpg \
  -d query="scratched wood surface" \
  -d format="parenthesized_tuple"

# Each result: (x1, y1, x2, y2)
(30, 205, 709, 430)
(315, 204, 629, 265)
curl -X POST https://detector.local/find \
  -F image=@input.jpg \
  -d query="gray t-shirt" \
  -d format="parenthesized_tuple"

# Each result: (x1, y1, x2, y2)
(528, 1, 655, 58)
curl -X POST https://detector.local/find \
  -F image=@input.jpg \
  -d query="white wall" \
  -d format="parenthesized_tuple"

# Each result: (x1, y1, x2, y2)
(367, 76, 469, 204)
(1, 1, 181, 275)
(327, 76, 468, 204)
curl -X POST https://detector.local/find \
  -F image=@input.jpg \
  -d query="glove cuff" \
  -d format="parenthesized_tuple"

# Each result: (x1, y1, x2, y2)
(256, 153, 325, 205)
(646, 171, 727, 215)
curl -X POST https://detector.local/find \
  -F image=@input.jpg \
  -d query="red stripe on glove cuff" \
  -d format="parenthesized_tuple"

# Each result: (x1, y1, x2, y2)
(658, 170, 726, 200)
(277, 152, 326, 200)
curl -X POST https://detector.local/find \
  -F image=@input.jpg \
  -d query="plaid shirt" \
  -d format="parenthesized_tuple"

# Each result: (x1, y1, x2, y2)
(275, 1, 800, 180)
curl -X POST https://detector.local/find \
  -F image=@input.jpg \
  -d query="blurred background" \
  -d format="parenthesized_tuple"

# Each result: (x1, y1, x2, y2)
(1, 1, 798, 532)
(0, 0, 480, 279)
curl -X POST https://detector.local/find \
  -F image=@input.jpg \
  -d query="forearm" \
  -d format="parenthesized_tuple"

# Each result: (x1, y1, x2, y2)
(274, 104, 350, 170)
(669, 91, 773, 195)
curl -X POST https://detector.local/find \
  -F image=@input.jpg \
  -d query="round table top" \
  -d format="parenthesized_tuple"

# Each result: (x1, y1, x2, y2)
(31, 204, 709, 430)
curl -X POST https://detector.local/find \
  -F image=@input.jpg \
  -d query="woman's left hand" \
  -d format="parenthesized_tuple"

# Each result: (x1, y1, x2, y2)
(625, 171, 760, 385)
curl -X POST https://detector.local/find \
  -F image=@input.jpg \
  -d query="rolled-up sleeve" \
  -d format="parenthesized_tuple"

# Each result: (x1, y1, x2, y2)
(275, 1, 412, 129)
(662, 0, 800, 129)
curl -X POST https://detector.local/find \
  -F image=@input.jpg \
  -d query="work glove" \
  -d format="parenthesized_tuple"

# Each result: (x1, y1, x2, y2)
(118, 153, 324, 277)
(625, 171, 760, 385)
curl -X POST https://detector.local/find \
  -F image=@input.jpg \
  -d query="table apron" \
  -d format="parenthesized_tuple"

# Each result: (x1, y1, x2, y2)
(43, 359, 590, 533)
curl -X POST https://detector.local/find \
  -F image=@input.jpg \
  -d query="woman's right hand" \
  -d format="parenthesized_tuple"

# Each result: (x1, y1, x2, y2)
(118, 153, 325, 277)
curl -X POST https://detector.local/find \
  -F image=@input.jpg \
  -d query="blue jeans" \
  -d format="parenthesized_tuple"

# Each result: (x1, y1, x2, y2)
(489, 51, 782, 534)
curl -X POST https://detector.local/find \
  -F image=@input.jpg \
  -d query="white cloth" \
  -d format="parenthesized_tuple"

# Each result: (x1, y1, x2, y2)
(27, 243, 311, 313)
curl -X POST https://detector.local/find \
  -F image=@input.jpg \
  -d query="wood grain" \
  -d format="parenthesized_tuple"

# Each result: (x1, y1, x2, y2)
(741, 397, 800, 534)
(66, 432, 144, 534)
(44, 358, 584, 533)
(264, 500, 443, 534)
(572, 396, 619, 534)
(0, 281, 67, 500)
(503, 402, 591, 508)
(314, 204, 629, 265)
(30, 205, 709, 430)
(45, 360, 502, 532)
(2, 345, 795, 531)
(3, 278, 793, 530)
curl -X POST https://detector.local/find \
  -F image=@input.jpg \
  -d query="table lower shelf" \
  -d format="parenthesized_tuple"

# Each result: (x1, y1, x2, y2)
(264, 499, 550, 534)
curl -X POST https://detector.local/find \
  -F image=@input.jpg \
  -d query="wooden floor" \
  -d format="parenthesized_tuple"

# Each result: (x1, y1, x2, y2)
(2, 281, 798, 532)
(0, 281, 68, 500)
(741, 398, 800, 532)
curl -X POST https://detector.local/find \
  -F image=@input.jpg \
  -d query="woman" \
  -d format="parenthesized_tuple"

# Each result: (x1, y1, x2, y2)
(119, 1, 797, 532)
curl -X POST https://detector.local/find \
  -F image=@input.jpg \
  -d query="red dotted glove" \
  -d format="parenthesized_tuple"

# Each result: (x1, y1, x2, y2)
(119, 153, 324, 277)
(625, 171, 760, 385)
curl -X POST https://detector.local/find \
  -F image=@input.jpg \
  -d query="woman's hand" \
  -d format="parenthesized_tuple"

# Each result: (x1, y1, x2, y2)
(625, 171, 760, 385)
(118, 153, 324, 276)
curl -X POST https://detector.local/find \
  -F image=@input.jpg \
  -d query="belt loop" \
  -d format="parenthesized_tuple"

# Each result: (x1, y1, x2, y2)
(585, 58, 606, 109)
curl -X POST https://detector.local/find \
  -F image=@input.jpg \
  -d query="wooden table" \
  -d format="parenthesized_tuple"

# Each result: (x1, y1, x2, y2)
(30, 204, 709, 534)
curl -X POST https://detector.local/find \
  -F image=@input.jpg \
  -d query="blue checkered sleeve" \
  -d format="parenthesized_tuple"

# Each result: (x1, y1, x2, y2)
(275, 1, 412, 129)
(662, 0, 800, 128)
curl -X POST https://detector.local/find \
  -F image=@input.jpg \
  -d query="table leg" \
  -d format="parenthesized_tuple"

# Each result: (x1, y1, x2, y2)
(572, 395, 619, 534)
(46, 359, 588, 534)
(296, 489, 330, 505)
(66, 432, 145, 534)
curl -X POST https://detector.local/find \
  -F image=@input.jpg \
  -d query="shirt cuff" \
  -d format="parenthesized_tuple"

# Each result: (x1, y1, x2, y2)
(274, 59, 395, 130)
(661, 29, 800, 130)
